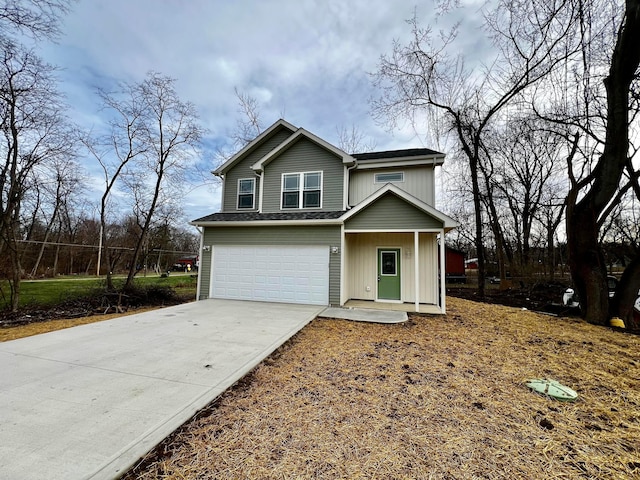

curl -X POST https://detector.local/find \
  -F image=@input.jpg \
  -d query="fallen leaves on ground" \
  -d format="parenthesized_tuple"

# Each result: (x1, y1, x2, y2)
(124, 297, 640, 479)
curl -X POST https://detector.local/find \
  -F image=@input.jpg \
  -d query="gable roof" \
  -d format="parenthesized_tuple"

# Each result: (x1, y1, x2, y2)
(213, 119, 297, 176)
(251, 128, 356, 173)
(341, 183, 459, 231)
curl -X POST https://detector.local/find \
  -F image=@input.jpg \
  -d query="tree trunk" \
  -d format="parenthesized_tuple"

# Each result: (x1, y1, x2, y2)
(566, 0, 640, 324)
(30, 203, 60, 277)
(470, 158, 486, 297)
(567, 203, 609, 324)
(547, 223, 556, 281)
(613, 256, 640, 329)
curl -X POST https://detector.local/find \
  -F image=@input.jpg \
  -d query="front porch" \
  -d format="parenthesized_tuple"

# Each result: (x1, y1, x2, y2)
(341, 230, 447, 313)
(344, 299, 443, 315)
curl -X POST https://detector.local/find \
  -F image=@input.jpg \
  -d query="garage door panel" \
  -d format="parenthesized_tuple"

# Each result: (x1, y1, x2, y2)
(212, 245, 329, 306)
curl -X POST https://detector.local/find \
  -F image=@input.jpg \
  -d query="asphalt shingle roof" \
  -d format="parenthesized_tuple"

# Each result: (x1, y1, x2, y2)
(193, 211, 346, 223)
(353, 148, 443, 160)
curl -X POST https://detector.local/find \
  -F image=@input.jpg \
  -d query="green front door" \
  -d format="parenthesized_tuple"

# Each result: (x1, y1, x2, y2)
(378, 248, 401, 300)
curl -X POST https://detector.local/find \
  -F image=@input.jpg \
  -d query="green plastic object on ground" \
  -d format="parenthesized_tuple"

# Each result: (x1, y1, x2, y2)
(525, 379, 578, 402)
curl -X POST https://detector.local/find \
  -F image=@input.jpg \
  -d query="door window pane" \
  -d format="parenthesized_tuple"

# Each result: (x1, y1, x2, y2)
(381, 252, 397, 275)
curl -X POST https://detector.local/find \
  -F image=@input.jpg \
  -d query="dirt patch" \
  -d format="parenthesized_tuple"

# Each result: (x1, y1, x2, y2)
(0, 293, 192, 329)
(447, 281, 572, 314)
(123, 297, 640, 479)
(0, 306, 166, 342)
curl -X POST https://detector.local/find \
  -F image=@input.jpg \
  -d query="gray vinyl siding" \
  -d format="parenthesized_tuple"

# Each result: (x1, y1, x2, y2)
(261, 138, 344, 213)
(199, 225, 341, 305)
(222, 128, 292, 212)
(345, 193, 443, 230)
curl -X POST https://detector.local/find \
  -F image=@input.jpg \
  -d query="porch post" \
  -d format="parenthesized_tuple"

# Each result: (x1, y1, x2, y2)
(414, 231, 420, 312)
(340, 225, 346, 306)
(439, 230, 446, 313)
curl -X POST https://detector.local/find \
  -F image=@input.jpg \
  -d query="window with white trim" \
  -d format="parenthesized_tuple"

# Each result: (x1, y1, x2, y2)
(282, 171, 322, 209)
(237, 178, 255, 209)
(375, 172, 404, 183)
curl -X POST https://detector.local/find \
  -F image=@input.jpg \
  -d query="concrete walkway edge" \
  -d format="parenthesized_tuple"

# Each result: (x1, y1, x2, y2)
(320, 307, 408, 324)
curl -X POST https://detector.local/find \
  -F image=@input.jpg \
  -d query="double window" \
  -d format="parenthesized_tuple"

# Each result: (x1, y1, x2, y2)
(282, 171, 322, 209)
(237, 178, 255, 209)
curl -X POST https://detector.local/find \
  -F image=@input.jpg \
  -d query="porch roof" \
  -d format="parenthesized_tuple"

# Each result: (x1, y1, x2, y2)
(342, 184, 458, 231)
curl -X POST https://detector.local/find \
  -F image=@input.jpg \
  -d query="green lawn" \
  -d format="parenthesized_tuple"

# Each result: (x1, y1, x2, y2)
(0, 273, 197, 309)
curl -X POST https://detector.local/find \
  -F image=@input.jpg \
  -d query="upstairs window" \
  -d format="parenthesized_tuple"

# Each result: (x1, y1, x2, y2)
(303, 172, 321, 208)
(375, 172, 404, 183)
(282, 171, 322, 209)
(237, 178, 255, 209)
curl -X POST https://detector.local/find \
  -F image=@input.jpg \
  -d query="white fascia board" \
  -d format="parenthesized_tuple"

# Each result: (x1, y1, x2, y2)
(213, 119, 297, 175)
(355, 155, 445, 169)
(341, 183, 459, 230)
(251, 128, 356, 172)
(190, 219, 344, 227)
(343, 228, 445, 233)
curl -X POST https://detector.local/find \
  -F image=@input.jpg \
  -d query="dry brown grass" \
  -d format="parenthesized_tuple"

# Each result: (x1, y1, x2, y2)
(123, 297, 640, 479)
(0, 307, 162, 342)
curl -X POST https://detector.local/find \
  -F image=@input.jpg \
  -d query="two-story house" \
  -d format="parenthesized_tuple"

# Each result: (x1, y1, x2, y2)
(191, 119, 458, 313)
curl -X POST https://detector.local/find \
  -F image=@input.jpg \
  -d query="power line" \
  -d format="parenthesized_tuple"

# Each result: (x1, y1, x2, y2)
(17, 239, 197, 255)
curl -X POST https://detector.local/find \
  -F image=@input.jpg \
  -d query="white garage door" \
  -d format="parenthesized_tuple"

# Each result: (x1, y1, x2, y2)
(211, 245, 329, 305)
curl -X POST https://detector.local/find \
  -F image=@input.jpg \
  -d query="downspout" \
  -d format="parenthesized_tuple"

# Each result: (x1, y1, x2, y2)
(254, 170, 263, 212)
(344, 159, 358, 210)
(214, 172, 225, 211)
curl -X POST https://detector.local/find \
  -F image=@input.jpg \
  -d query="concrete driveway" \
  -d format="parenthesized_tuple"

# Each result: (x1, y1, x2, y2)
(0, 299, 323, 480)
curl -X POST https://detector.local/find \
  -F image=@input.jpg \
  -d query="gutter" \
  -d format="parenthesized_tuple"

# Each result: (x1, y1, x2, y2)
(190, 218, 344, 228)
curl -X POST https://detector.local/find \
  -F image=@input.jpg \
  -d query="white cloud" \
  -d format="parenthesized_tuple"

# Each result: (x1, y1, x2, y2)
(38, 0, 492, 220)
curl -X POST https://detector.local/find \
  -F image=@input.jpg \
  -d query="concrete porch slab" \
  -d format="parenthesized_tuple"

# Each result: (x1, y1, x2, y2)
(344, 300, 443, 315)
(319, 307, 408, 324)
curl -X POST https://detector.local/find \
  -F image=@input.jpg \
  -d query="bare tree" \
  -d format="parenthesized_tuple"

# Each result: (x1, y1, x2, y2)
(0, 0, 73, 41)
(372, 0, 579, 296)
(121, 72, 203, 287)
(484, 116, 570, 281)
(0, 39, 73, 310)
(336, 124, 376, 154)
(28, 157, 82, 276)
(232, 87, 263, 148)
(532, 0, 640, 325)
(81, 79, 149, 289)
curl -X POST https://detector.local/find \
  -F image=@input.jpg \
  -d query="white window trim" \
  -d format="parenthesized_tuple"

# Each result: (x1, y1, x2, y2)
(237, 177, 255, 210)
(280, 171, 323, 209)
(374, 171, 404, 184)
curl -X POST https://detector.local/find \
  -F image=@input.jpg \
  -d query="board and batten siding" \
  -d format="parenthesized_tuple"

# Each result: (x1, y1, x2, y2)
(261, 138, 345, 213)
(199, 225, 341, 305)
(222, 128, 293, 212)
(344, 232, 438, 303)
(349, 166, 435, 207)
(344, 193, 444, 231)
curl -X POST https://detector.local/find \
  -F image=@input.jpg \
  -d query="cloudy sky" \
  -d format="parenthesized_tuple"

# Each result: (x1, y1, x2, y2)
(37, 0, 483, 221)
